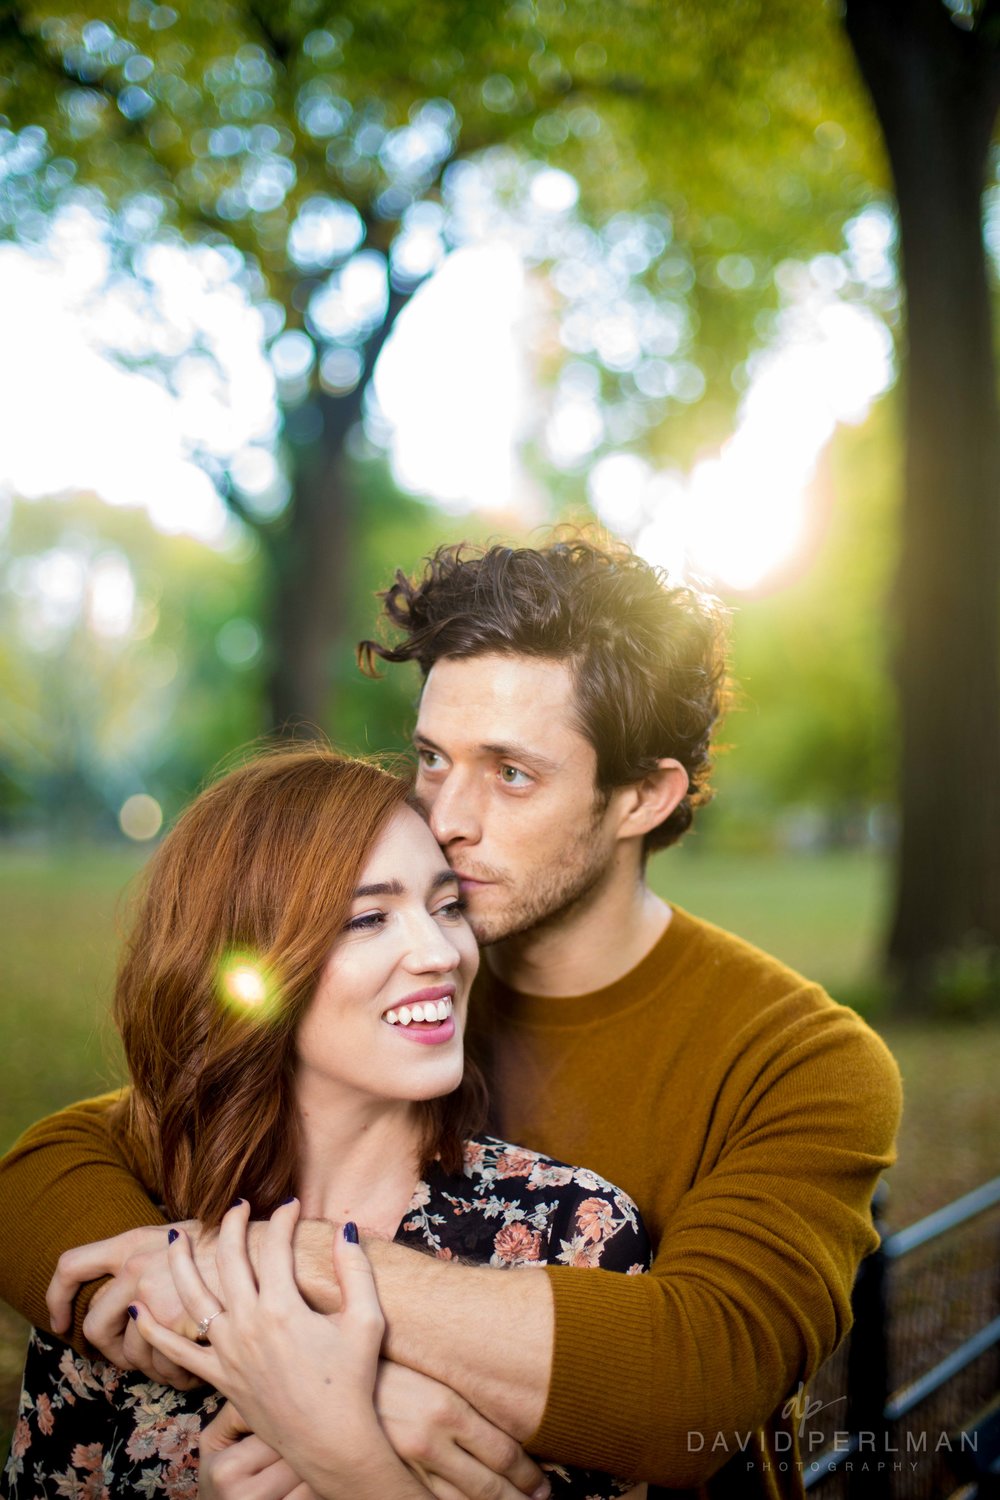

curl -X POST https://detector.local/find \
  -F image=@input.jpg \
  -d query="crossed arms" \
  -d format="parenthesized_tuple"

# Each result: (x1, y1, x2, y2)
(0, 1004, 902, 1491)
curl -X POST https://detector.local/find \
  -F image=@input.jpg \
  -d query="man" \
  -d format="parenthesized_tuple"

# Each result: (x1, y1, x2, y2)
(0, 537, 901, 1499)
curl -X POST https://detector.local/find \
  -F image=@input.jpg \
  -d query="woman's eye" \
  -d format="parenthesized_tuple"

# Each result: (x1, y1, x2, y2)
(345, 911, 386, 933)
(498, 764, 531, 787)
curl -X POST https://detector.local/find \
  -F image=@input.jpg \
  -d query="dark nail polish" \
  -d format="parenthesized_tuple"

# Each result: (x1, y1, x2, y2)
(280, 1195, 297, 1205)
(167, 1228, 179, 1244)
(343, 1221, 358, 1244)
(230, 1198, 244, 1208)
(127, 1304, 138, 1320)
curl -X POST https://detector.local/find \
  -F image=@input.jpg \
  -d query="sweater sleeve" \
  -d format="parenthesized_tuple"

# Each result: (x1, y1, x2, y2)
(0, 1092, 166, 1351)
(531, 1007, 902, 1488)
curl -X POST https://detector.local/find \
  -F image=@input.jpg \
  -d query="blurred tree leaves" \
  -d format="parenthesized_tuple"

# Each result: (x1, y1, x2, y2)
(0, 0, 885, 729)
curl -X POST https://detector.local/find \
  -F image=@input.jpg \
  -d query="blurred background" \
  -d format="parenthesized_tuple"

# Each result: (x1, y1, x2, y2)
(1, 0, 998, 1483)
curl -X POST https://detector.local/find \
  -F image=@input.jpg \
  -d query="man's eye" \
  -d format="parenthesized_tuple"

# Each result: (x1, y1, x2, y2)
(498, 765, 531, 787)
(418, 749, 443, 770)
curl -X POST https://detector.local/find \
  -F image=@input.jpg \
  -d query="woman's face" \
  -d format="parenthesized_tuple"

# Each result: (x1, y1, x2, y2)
(295, 805, 479, 1110)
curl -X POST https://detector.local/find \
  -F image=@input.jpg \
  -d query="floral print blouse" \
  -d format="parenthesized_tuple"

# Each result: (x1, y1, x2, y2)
(3, 1135, 650, 1499)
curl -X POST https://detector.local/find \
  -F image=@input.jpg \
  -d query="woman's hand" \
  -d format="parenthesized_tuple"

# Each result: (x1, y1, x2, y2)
(198, 1400, 317, 1500)
(131, 1199, 428, 1499)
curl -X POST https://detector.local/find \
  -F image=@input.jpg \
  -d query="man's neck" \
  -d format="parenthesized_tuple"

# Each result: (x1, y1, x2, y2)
(485, 854, 673, 998)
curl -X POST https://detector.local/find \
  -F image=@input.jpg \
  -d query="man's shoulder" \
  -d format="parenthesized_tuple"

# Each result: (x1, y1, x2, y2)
(646, 903, 828, 1008)
(656, 905, 899, 1090)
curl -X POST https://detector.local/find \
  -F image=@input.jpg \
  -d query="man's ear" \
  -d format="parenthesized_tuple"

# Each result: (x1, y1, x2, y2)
(613, 759, 689, 842)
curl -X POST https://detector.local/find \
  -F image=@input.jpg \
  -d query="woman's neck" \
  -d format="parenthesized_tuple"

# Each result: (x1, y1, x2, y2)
(293, 1080, 425, 1238)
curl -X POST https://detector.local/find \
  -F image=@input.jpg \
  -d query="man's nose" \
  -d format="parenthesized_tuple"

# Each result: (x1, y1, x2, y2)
(427, 770, 481, 849)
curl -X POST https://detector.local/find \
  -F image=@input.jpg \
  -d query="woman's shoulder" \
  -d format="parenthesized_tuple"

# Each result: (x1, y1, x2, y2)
(459, 1134, 636, 1205)
(453, 1135, 649, 1271)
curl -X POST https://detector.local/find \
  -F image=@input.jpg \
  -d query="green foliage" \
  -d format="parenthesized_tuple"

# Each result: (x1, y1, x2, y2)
(707, 396, 899, 837)
(0, 0, 884, 449)
(0, 493, 264, 830)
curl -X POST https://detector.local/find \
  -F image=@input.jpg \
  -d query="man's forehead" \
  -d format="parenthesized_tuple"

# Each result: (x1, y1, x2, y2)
(414, 653, 588, 756)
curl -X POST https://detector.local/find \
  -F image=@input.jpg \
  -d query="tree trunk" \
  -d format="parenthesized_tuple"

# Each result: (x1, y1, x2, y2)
(265, 391, 358, 736)
(262, 285, 415, 735)
(843, 0, 1000, 1000)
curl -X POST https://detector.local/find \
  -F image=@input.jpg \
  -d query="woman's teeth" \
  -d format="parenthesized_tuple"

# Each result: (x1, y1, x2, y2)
(384, 998, 453, 1026)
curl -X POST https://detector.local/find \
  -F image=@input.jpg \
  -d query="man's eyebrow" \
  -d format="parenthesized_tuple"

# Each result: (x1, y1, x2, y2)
(352, 871, 457, 899)
(480, 741, 561, 774)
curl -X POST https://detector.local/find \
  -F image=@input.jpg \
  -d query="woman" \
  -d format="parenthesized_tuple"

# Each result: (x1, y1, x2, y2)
(2, 747, 648, 1499)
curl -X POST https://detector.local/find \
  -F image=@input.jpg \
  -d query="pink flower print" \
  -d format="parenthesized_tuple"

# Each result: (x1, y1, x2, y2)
(156, 1413, 201, 1460)
(125, 1424, 160, 1462)
(462, 1139, 486, 1171)
(556, 1233, 602, 1268)
(527, 1161, 574, 1190)
(163, 1457, 200, 1498)
(494, 1148, 538, 1180)
(11, 1416, 30, 1458)
(493, 1222, 543, 1265)
(69, 1443, 104, 1473)
(58, 1348, 97, 1399)
(36, 1391, 55, 1435)
(408, 1180, 432, 1211)
(575, 1196, 616, 1244)
(435, 1246, 457, 1260)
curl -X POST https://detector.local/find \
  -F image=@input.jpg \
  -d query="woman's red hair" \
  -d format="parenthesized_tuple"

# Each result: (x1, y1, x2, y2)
(110, 745, 485, 1224)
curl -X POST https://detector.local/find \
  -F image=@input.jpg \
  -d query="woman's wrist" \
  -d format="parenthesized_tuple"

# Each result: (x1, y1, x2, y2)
(298, 1411, 426, 1498)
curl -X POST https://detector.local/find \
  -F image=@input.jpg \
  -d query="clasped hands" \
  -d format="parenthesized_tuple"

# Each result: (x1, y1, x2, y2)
(47, 1205, 550, 1500)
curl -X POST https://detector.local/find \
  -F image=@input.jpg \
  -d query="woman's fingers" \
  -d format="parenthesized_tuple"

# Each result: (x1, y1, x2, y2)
(215, 1199, 259, 1312)
(128, 1300, 221, 1386)
(332, 1222, 385, 1349)
(255, 1197, 301, 1308)
(165, 1227, 226, 1339)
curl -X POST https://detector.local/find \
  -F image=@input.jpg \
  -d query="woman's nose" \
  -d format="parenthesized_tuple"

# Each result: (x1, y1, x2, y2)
(402, 912, 462, 974)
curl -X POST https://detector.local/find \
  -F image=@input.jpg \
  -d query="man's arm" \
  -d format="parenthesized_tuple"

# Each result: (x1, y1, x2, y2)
(0, 1096, 551, 1500)
(0, 1091, 165, 1348)
(273, 1012, 903, 1487)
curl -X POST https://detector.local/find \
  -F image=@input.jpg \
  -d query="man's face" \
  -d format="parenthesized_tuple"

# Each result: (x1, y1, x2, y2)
(413, 653, 623, 945)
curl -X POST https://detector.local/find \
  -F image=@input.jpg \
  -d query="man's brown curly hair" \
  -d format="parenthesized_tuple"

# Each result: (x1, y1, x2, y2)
(359, 536, 729, 853)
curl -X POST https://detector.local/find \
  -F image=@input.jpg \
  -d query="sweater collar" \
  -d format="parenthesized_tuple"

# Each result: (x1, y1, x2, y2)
(478, 903, 697, 1028)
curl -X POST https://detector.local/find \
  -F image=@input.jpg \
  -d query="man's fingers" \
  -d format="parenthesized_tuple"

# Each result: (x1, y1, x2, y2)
(118, 1315, 202, 1390)
(128, 1301, 220, 1386)
(45, 1227, 167, 1334)
(199, 1400, 253, 1454)
(200, 1405, 315, 1500)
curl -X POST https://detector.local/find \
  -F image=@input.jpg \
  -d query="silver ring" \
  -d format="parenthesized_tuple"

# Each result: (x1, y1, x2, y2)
(195, 1309, 223, 1343)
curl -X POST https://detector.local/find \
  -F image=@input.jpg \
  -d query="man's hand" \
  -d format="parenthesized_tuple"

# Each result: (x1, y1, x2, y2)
(375, 1361, 550, 1500)
(199, 1401, 317, 1500)
(47, 1222, 212, 1386)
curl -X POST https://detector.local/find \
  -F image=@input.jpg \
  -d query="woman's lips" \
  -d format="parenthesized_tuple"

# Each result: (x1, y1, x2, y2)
(392, 1015, 456, 1046)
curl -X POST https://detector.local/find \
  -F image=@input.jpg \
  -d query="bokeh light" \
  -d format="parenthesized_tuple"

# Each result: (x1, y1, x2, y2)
(119, 794, 163, 840)
(217, 951, 280, 1022)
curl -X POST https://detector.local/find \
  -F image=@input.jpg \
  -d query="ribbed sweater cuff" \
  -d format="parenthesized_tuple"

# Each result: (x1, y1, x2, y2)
(532, 1265, 655, 1477)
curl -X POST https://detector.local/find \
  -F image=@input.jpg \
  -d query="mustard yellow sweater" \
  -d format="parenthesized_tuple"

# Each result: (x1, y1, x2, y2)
(0, 907, 901, 1498)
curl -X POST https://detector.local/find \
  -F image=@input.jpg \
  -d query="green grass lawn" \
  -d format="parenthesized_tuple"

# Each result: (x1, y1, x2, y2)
(0, 842, 997, 1456)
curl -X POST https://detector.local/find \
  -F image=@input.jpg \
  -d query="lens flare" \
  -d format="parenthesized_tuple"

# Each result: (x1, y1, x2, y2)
(217, 951, 280, 1022)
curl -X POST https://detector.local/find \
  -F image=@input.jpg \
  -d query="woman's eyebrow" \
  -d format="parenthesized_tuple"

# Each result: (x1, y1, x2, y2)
(352, 871, 456, 899)
(352, 879, 405, 898)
